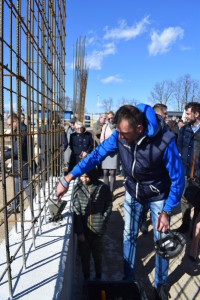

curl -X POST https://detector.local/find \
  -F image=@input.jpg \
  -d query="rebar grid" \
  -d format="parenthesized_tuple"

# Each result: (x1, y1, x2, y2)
(0, 1, 66, 298)
(73, 36, 88, 123)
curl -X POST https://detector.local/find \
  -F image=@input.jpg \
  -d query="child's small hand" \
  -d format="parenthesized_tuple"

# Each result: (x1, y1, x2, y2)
(78, 234, 85, 242)
(81, 151, 87, 158)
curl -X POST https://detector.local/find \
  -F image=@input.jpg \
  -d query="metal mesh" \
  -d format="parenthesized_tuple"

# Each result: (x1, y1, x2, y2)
(0, 1, 66, 297)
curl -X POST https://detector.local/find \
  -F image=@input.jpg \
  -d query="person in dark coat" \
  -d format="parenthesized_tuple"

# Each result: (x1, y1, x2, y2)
(168, 116, 179, 144)
(73, 168, 112, 280)
(177, 102, 200, 237)
(21, 112, 27, 131)
(64, 117, 76, 171)
(68, 121, 93, 172)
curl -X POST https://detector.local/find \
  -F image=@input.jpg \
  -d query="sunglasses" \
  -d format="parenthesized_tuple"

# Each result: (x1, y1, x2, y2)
(108, 117, 114, 121)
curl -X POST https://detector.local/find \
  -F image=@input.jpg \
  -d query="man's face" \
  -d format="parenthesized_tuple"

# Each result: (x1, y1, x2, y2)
(21, 115, 25, 123)
(116, 119, 143, 144)
(185, 107, 198, 124)
(7, 118, 17, 131)
(70, 122, 75, 129)
(100, 116, 106, 124)
(161, 109, 168, 123)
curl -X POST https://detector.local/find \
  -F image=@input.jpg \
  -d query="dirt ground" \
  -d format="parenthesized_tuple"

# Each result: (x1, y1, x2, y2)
(74, 176, 200, 300)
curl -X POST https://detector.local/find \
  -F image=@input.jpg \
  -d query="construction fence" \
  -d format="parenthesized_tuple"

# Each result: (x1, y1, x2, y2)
(0, 1, 66, 298)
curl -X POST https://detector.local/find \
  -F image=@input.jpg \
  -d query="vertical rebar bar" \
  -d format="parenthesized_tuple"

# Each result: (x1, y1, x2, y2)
(0, 0, 13, 297)
(16, 0, 26, 269)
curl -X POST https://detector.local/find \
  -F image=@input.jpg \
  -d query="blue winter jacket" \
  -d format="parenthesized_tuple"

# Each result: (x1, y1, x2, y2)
(177, 124, 200, 180)
(70, 104, 185, 212)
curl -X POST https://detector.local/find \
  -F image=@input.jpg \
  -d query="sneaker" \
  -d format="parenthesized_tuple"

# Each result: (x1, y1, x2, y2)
(140, 222, 148, 234)
(154, 284, 170, 300)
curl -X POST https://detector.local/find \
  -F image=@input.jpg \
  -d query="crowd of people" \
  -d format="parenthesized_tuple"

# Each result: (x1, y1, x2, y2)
(57, 101, 200, 300)
(5, 102, 200, 300)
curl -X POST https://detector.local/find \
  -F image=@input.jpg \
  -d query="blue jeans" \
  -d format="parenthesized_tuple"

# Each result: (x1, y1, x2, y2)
(11, 177, 33, 209)
(123, 191, 169, 287)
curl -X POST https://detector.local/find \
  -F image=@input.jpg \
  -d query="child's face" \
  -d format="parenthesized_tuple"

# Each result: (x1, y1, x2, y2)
(80, 174, 91, 185)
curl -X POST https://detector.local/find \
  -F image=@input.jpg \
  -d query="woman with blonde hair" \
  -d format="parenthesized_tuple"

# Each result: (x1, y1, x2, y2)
(100, 111, 118, 195)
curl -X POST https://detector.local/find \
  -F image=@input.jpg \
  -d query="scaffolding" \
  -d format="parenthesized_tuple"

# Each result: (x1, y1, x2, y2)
(0, 1, 66, 298)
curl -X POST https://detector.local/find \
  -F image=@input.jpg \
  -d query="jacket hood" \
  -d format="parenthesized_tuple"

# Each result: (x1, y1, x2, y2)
(136, 103, 157, 137)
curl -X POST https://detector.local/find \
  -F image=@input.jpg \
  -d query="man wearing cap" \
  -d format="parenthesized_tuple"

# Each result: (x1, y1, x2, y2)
(64, 117, 76, 173)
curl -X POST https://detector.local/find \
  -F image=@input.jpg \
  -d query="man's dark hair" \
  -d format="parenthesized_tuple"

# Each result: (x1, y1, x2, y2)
(153, 103, 167, 112)
(185, 102, 200, 114)
(114, 105, 146, 129)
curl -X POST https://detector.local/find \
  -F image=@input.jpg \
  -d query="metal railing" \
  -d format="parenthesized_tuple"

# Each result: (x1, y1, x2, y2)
(0, 1, 66, 298)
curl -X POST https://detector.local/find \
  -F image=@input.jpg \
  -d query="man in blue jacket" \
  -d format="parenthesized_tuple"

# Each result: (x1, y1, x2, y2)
(57, 104, 185, 300)
(177, 102, 200, 234)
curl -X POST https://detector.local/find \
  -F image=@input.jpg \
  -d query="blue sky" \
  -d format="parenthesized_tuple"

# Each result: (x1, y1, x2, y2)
(66, 0, 200, 113)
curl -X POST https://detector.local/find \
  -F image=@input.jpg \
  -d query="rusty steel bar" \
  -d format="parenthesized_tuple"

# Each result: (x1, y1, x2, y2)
(0, 0, 13, 297)
(0, 0, 67, 297)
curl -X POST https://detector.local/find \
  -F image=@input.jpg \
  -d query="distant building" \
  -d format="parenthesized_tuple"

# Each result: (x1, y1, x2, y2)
(168, 111, 183, 119)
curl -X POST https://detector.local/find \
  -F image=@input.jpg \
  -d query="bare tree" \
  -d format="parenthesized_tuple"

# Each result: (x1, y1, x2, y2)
(174, 78, 184, 111)
(118, 97, 138, 107)
(102, 97, 113, 112)
(174, 74, 200, 111)
(150, 80, 174, 106)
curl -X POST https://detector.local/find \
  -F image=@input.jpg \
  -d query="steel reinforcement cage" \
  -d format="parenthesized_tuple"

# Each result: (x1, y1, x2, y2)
(0, 1, 66, 298)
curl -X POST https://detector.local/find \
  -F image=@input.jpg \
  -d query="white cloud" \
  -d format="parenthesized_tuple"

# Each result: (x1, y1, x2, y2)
(101, 75, 123, 84)
(180, 45, 193, 51)
(148, 26, 184, 56)
(86, 43, 116, 70)
(103, 16, 150, 41)
(65, 61, 73, 69)
(65, 43, 116, 71)
(87, 37, 95, 46)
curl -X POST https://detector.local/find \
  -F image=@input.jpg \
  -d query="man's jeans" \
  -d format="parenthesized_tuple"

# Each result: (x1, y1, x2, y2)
(11, 177, 32, 209)
(123, 191, 169, 287)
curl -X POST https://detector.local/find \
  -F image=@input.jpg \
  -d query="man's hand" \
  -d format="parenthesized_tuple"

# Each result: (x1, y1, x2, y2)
(56, 173, 73, 199)
(156, 211, 170, 233)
